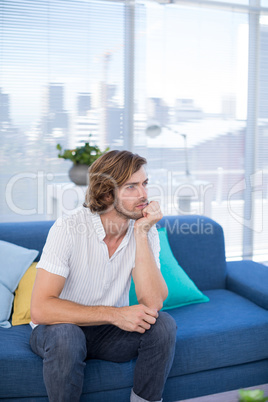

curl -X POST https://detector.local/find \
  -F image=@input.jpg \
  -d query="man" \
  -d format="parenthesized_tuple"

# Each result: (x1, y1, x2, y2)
(30, 150, 177, 402)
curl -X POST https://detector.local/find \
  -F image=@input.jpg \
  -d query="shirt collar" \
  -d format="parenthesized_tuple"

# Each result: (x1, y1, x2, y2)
(91, 212, 106, 241)
(91, 211, 135, 244)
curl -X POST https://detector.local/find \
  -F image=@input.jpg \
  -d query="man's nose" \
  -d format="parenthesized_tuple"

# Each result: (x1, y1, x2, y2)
(138, 185, 147, 199)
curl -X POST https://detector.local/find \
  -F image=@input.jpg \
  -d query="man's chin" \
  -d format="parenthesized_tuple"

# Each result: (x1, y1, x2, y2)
(133, 212, 143, 220)
(123, 210, 143, 220)
(114, 205, 143, 220)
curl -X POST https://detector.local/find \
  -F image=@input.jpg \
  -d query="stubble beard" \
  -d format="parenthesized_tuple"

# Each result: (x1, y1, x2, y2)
(113, 199, 145, 221)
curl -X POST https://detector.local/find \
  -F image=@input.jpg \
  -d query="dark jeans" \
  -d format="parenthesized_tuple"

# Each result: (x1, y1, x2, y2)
(30, 311, 177, 402)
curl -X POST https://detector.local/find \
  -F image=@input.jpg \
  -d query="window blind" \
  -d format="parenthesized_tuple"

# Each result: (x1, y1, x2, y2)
(1, 0, 268, 261)
(0, 0, 125, 221)
(133, 1, 252, 259)
(254, 15, 268, 261)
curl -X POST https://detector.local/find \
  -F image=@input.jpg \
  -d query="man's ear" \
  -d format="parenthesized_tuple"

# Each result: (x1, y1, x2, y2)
(104, 192, 113, 202)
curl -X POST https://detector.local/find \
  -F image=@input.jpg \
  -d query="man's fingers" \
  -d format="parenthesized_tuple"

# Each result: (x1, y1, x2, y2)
(116, 305, 159, 333)
(139, 322, 151, 331)
(139, 306, 158, 325)
(143, 315, 156, 325)
(136, 326, 146, 334)
(139, 201, 163, 225)
(142, 201, 160, 214)
(130, 305, 157, 330)
(143, 306, 159, 318)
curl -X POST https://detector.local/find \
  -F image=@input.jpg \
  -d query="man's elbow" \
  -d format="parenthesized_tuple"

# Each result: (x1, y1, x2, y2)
(30, 302, 46, 325)
(30, 305, 40, 325)
(137, 283, 168, 311)
(163, 284, 168, 301)
(139, 294, 166, 312)
(154, 300, 164, 311)
(154, 290, 168, 311)
(154, 286, 168, 311)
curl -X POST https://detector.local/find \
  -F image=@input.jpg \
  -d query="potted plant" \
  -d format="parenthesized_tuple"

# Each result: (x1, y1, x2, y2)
(56, 139, 109, 185)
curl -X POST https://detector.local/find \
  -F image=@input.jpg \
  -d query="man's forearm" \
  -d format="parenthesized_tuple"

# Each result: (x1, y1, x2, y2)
(31, 296, 117, 326)
(31, 296, 159, 334)
(133, 235, 168, 311)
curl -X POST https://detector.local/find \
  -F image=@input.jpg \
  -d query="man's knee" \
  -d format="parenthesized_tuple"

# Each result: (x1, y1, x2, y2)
(44, 324, 87, 361)
(39, 324, 86, 400)
(149, 312, 177, 346)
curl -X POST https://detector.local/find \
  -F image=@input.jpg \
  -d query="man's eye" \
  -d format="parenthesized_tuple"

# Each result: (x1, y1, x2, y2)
(127, 185, 134, 189)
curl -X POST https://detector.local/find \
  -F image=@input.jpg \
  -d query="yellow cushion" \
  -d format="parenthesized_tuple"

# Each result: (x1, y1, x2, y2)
(12, 262, 37, 326)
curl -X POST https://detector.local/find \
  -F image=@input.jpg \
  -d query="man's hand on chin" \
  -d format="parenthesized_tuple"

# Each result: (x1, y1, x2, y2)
(134, 201, 163, 236)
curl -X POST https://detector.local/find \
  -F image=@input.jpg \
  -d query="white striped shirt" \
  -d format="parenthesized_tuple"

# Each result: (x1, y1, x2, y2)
(36, 207, 160, 309)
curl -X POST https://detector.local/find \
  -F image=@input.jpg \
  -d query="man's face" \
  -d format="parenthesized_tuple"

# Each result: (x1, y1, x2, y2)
(113, 166, 149, 220)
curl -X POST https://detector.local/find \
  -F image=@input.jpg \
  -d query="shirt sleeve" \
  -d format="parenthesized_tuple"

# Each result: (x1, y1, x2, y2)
(148, 225, 161, 270)
(36, 217, 72, 278)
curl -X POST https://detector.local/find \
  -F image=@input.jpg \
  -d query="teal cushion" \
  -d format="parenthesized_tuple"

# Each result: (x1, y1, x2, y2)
(129, 227, 209, 310)
(0, 240, 38, 328)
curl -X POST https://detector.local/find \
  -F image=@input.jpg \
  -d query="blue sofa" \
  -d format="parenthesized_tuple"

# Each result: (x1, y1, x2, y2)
(1, 215, 268, 401)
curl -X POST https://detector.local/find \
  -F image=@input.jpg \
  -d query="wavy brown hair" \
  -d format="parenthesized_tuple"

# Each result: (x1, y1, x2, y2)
(84, 150, 147, 213)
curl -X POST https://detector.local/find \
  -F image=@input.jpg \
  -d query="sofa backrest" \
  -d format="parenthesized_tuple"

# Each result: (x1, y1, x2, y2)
(158, 215, 226, 290)
(0, 215, 227, 290)
(0, 220, 54, 261)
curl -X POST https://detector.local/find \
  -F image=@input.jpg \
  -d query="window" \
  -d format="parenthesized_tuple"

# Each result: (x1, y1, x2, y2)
(134, 1, 249, 259)
(0, 0, 125, 220)
(1, 0, 268, 261)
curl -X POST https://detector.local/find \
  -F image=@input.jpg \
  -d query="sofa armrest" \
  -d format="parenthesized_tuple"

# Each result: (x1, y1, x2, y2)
(226, 260, 268, 310)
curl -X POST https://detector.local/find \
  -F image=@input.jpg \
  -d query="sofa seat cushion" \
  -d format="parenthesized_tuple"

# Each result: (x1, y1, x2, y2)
(1, 289, 268, 399)
(168, 289, 268, 377)
(0, 324, 47, 398)
(0, 325, 136, 399)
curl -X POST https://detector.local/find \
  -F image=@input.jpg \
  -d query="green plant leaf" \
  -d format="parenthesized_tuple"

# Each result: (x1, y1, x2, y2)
(56, 137, 109, 165)
(239, 389, 268, 402)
